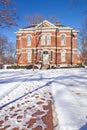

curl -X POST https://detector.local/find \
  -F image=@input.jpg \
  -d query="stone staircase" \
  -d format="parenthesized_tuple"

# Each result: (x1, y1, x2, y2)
(41, 64, 50, 69)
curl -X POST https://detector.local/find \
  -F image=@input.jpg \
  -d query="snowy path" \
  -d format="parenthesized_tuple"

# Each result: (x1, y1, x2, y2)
(0, 70, 53, 130)
(0, 68, 87, 130)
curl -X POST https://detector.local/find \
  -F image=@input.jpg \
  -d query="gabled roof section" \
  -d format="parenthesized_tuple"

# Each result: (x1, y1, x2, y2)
(35, 20, 56, 28)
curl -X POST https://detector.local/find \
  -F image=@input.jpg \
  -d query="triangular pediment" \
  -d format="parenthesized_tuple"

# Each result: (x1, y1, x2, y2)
(35, 20, 56, 28)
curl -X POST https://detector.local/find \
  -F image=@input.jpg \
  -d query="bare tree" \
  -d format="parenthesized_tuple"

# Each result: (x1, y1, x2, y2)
(0, 0, 18, 28)
(48, 15, 60, 24)
(0, 35, 7, 64)
(6, 42, 16, 64)
(25, 14, 45, 26)
(68, 0, 87, 65)
(0, 35, 16, 65)
(79, 19, 87, 65)
(25, 14, 59, 26)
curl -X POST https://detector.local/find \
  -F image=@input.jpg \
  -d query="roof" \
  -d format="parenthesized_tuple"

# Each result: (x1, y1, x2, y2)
(23, 24, 37, 29)
(15, 20, 79, 34)
(23, 23, 66, 29)
(22, 20, 73, 30)
(55, 24, 66, 27)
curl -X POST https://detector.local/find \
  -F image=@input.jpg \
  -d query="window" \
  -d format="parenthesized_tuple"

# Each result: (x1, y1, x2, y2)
(46, 34, 51, 45)
(50, 51, 53, 62)
(41, 34, 45, 45)
(38, 50, 43, 61)
(27, 50, 32, 62)
(61, 34, 66, 46)
(61, 50, 66, 62)
(41, 34, 51, 45)
(27, 35, 32, 46)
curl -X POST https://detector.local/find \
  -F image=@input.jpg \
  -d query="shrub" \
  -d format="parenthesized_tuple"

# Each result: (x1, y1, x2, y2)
(34, 66, 38, 69)
(7, 65, 26, 69)
(51, 66, 56, 69)
(26, 65, 33, 69)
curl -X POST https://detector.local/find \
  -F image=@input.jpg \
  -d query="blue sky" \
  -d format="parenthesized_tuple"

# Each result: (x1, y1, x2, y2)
(1, 0, 87, 44)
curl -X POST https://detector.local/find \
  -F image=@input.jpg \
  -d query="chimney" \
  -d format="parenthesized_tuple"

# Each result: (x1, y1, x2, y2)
(33, 20, 38, 25)
(55, 20, 60, 25)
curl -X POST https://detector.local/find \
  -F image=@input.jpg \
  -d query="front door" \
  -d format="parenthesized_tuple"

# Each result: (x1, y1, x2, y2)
(43, 51, 49, 65)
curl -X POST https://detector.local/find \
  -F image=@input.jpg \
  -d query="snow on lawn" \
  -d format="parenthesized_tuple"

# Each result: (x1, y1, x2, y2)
(0, 68, 87, 130)
(0, 69, 52, 130)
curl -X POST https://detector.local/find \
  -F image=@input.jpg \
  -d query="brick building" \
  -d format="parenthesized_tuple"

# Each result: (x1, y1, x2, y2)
(15, 20, 78, 68)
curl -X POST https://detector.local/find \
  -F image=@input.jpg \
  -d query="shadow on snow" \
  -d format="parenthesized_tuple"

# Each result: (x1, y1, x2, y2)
(79, 123, 87, 130)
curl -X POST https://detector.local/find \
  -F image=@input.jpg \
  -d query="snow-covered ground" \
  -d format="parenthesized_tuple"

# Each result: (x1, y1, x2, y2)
(0, 68, 87, 130)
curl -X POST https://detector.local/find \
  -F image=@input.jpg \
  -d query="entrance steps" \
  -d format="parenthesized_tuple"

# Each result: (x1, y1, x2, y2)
(41, 64, 50, 69)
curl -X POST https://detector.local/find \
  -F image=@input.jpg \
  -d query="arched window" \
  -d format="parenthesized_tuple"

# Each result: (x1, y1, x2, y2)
(61, 34, 66, 46)
(27, 35, 32, 46)
(41, 34, 45, 45)
(46, 34, 51, 45)
(61, 50, 66, 62)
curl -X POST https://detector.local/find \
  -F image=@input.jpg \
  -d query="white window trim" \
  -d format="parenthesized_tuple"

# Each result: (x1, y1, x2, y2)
(41, 33, 51, 45)
(46, 34, 51, 45)
(27, 34, 32, 46)
(60, 34, 66, 46)
(41, 34, 45, 45)
(61, 49, 66, 62)
(27, 50, 32, 62)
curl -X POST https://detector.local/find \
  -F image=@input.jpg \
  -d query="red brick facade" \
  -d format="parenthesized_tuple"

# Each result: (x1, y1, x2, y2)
(15, 20, 78, 67)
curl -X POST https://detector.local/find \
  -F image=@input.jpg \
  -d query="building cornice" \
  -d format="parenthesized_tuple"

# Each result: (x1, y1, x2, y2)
(15, 21, 79, 35)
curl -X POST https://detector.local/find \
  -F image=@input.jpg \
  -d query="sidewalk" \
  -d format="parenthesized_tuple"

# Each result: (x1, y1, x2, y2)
(0, 91, 53, 130)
